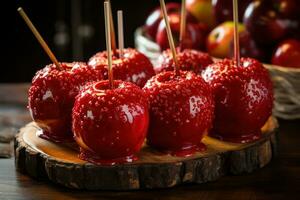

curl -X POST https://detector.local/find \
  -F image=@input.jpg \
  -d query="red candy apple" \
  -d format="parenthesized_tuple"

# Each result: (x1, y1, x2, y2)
(144, 3, 197, 40)
(155, 47, 213, 74)
(271, 39, 300, 68)
(28, 62, 102, 142)
(72, 80, 149, 165)
(144, 3, 181, 40)
(143, 71, 214, 157)
(156, 13, 207, 51)
(88, 48, 155, 88)
(202, 58, 273, 143)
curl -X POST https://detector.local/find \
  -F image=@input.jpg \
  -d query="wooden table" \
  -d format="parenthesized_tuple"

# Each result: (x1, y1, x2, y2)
(0, 84, 299, 200)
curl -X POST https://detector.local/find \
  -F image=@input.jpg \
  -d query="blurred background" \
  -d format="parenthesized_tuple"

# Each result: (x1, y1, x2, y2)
(11, 0, 181, 83)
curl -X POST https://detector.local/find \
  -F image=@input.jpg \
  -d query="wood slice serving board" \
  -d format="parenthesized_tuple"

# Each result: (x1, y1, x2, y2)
(14, 117, 278, 190)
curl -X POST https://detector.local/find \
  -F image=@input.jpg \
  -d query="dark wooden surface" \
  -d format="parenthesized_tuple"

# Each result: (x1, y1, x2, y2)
(0, 83, 299, 199)
(14, 118, 277, 190)
(0, 119, 298, 200)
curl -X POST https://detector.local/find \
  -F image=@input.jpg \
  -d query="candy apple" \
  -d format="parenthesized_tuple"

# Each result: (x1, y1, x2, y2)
(155, 47, 213, 74)
(156, 13, 208, 51)
(28, 62, 102, 142)
(143, 70, 214, 156)
(202, 58, 273, 143)
(88, 48, 155, 88)
(72, 80, 149, 165)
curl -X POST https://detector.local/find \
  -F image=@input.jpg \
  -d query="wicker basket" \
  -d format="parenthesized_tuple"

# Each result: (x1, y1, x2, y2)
(134, 27, 300, 120)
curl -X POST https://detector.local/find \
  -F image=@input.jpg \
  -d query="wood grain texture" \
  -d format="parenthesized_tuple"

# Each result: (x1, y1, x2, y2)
(14, 117, 278, 190)
(0, 83, 30, 104)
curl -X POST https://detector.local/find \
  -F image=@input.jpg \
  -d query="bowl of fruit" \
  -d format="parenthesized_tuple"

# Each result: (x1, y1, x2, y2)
(135, 0, 300, 119)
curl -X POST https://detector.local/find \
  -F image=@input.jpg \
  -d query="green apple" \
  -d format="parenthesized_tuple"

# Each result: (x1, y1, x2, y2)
(206, 21, 245, 58)
(186, 0, 216, 29)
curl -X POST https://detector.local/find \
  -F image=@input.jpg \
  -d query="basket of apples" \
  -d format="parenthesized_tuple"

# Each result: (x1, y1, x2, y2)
(135, 0, 300, 119)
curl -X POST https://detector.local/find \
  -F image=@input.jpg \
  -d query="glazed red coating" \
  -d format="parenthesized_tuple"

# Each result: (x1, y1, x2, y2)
(202, 58, 273, 143)
(28, 62, 103, 142)
(72, 80, 149, 165)
(88, 48, 155, 88)
(155, 48, 213, 74)
(143, 71, 214, 156)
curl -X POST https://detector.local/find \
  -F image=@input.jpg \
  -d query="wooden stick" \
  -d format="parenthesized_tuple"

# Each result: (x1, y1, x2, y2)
(17, 7, 62, 70)
(117, 10, 124, 58)
(233, 0, 240, 67)
(159, 0, 179, 75)
(107, 0, 116, 52)
(104, 2, 114, 89)
(179, 0, 186, 46)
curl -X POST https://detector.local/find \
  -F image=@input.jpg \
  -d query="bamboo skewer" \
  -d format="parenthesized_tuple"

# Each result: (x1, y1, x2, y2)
(179, 0, 187, 46)
(104, 2, 114, 89)
(17, 7, 62, 70)
(159, 0, 180, 75)
(117, 10, 124, 58)
(107, 0, 116, 52)
(233, 0, 240, 67)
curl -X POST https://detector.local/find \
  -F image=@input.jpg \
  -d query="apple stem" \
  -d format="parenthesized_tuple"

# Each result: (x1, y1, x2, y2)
(160, 0, 180, 76)
(117, 10, 124, 59)
(233, 0, 240, 67)
(106, 0, 117, 52)
(179, 0, 186, 51)
(17, 7, 62, 70)
(104, 1, 114, 89)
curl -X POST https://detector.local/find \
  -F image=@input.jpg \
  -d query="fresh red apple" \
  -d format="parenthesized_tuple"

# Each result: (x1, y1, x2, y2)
(202, 58, 273, 143)
(271, 39, 300, 68)
(143, 70, 214, 157)
(88, 48, 155, 88)
(206, 21, 245, 58)
(72, 80, 149, 165)
(156, 13, 208, 51)
(186, 0, 216, 30)
(212, 0, 252, 23)
(243, 0, 299, 45)
(144, 3, 197, 40)
(155, 47, 213, 74)
(28, 62, 102, 143)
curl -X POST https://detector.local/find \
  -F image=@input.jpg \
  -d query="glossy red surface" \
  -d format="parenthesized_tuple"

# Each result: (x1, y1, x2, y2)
(144, 3, 181, 40)
(88, 48, 155, 88)
(155, 48, 213, 74)
(28, 62, 102, 143)
(229, 31, 266, 61)
(243, 0, 299, 45)
(143, 71, 214, 156)
(202, 58, 273, 143)
(212, 0, 251, 23)
(72, 80, 149, 165)
(271, 39, 300, 68)
(156, 13, 207, 51)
